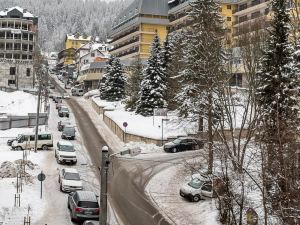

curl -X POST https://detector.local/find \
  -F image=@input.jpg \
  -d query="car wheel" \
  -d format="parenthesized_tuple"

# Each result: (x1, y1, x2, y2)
(16, 146, 23, 151)
(42, 145, 48, 150)
(56, 158, 61, 164)
(172, 148, 177, 153)
(60, 184, 63, 192)
(193, 194, 201, 202)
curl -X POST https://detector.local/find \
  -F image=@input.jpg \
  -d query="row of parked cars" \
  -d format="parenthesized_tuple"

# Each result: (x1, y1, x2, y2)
(52, 98, 99, 224)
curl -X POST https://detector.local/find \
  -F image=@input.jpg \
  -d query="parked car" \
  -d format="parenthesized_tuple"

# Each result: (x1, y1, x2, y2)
(56, 102, 64, 110)
(7, 134, 21, 146)
(71, 88, 84, 96)
(58, 168, 82, 192)
(68, 191, 100, 222)
(179, 176, 215, 202)
(11, 132, 53, 150)
(55, 140, 77, 164)
(58, 106, 70, 117)
(58, 120, 72, 131)
(62, 125, 76, 140)
(164, 137, 204, 153)
(83, 221, 98, 225)
(63, 94, 70, 99)
(54, 96, 63, 103)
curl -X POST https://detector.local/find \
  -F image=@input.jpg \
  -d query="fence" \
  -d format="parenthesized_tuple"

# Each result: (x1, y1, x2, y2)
(0, 113, 48, 130)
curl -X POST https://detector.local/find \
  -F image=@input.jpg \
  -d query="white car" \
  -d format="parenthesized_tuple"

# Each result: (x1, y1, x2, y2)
(55, 140, 77, 164)
(58, 168, 83, 192)
(179, 176, 215, 202)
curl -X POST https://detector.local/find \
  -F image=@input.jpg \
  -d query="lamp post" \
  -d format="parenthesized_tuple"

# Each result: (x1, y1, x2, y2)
(161, 118, 170, 146)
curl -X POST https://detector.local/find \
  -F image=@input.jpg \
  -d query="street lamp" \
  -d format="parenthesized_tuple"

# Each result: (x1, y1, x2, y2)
(161, 118, 170, 146)
(100, 146, 141, 225)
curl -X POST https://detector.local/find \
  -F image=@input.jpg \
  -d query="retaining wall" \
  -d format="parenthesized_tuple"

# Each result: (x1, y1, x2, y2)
(0, 113, 48, 130)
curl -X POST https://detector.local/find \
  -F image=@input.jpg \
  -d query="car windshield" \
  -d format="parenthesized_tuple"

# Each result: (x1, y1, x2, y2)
(172, 139, 181, 144)
(60, 144, 74, 152)
(61, 107, 69, 112)
(188, 178, 204, 189)
(64, 172, 80, 180)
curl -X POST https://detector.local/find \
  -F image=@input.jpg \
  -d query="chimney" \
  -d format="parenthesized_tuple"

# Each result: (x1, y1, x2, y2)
(23, 9, 27, 13)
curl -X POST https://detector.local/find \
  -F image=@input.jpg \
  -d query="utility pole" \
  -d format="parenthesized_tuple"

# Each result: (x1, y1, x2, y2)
(100, 146, 109, 225)
(34, 81, 42, 153)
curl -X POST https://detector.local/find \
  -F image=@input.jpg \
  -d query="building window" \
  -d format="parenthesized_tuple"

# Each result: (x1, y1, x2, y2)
(10, 67, 16, 75)
(230, 73, 243, 87)
(227, 17, 232, 21)
(227, 5, 232, 10)
(219, 8, 222, 12)
(26, 68, 31, 77)
(8, 80, 16, 85)
(91, 53, 95, 57)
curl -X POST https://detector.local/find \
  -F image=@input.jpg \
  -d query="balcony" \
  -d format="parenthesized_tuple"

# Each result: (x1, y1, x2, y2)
(110, 26, 139, 43)
(110, 37, 139, 52)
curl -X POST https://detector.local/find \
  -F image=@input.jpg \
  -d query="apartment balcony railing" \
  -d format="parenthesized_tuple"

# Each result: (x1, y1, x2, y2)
(110, 26, 139, 43)
(235, 0, 270, 13)
(115, 47, 139, 58)
(110, 37, 139, 52)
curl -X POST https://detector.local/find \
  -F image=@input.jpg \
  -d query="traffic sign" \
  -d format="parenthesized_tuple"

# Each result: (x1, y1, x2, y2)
(37, 172, 46, 181)
(123, 122, 128, 128)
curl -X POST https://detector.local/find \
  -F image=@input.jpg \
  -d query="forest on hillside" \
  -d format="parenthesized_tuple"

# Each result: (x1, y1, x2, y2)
(0, 0, 132, 52)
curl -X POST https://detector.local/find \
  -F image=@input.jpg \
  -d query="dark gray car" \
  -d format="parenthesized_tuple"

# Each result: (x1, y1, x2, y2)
(62, 125, 76, 140)
(68, 191, 100, 222)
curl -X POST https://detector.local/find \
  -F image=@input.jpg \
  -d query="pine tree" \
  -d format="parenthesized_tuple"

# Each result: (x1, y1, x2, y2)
(136, 36, 167, 116)
(103, 57, 126, 101)
(99, 74, 107, 99)
(256, 0, 300, 221)
(175, 0, 225, 173)
(125, 58, 143, 111)
(160, 35, 171, 108)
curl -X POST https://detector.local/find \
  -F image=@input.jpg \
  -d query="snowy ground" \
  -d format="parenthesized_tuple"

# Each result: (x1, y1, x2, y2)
(92, 96, 198, 140)
(0, 90, 45, 116)
(0, 89, 118, 225)
(146, 156, 220, 225)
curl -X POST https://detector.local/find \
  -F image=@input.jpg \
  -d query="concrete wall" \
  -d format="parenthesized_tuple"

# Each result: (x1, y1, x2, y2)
(0, 113, 48, 130)
(0, 60, 34, 89)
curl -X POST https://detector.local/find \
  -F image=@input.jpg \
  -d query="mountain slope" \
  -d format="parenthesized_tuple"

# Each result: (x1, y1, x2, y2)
(0, 0, 131, 51)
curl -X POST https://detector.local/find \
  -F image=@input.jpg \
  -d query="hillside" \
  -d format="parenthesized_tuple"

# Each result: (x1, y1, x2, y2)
(0, 0, 132, 51)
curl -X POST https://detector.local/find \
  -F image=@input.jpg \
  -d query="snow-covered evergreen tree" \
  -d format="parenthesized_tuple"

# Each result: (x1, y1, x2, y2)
(256, 0, 300, 222)
(136, 36, 167, 116)
(103, 56, 126, 101)
(175, 0, 225, 173)
(99, 74, 107, 100)
(125, 58, 143, 111)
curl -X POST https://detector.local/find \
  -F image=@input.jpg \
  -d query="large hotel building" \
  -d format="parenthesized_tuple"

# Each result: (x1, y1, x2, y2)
(0, 6, 38, 89)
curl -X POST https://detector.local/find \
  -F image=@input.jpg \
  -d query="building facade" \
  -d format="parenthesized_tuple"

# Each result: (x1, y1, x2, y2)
(0, 6, 38, 89)
(109, 0, 169, 60)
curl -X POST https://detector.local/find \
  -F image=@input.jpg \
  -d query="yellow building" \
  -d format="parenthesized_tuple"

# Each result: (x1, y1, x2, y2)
(109, 0, 169, 60)
(61, 34, 91, 65)
(168, 0, 237, 42)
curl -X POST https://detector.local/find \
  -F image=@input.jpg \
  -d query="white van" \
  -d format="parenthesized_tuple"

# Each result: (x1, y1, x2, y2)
(11, 132, 53, 150)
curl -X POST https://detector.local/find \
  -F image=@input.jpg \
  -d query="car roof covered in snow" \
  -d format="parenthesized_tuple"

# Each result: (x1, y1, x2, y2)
(58, 140, 73, 146)
(76, 191, 98, 202)
(63, 168, 78, 174)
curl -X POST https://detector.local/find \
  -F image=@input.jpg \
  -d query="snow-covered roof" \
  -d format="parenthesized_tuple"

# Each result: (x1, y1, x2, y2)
(66, 34, 91, 41)
(0, 6, 35, 18)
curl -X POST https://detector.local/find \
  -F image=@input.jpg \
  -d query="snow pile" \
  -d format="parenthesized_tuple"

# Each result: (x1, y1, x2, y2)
(0, 161, 17, 178)
(0, 91, 42, 116)
(123, 142, 163, 154)
(84, 89, 100, 99)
